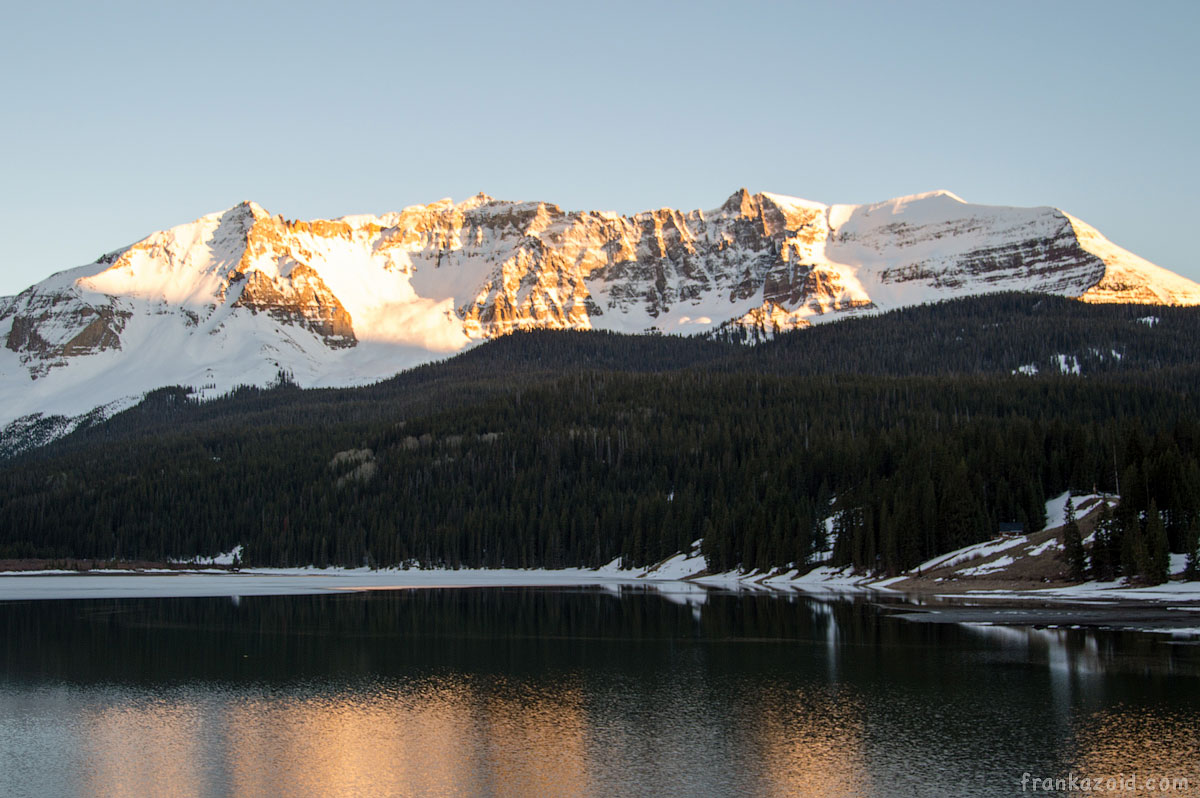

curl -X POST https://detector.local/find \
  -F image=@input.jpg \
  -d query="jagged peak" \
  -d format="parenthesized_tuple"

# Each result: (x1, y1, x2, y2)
(717, 188, 828, 221)
(457, 192, 495, 211)
(182, 201, 272, 239)
(720, 187, 756, 216)
(231, 200, 271, 219)
(209, 201, 271, 244)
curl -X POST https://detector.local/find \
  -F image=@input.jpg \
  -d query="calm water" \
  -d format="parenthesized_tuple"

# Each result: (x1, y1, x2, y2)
(0, 586, 1198, 797)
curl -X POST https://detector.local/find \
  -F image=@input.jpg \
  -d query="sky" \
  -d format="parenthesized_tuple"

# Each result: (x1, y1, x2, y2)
(1, 0, 1197, 295)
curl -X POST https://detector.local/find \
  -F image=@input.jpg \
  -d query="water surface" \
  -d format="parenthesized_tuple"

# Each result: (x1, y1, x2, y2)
(1, 586, 1197, 797)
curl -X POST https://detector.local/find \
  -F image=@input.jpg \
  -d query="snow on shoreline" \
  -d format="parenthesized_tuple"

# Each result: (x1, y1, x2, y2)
(0, 566, 645, 601)
(4, 561, 1196, 604)
(0, 550, 723, 601)
(2, 495, 1196, 605)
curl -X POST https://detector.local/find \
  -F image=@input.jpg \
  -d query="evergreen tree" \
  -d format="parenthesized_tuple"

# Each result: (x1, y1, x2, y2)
(1061, 496, 1086, 581)
(1185, 526, 1200, 581)
(1145, 500, 1170, 585)
(1090, 506, 1117, 582)
(1119, 509, 1143, 581)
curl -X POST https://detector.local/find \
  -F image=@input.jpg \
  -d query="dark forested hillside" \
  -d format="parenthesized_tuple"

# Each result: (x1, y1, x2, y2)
(750, 292, 1200, 380)
(3, 294, 1199, 578)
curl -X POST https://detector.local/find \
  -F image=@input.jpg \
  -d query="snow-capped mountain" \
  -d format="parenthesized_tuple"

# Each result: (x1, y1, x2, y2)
(2, 189, 1198, 433)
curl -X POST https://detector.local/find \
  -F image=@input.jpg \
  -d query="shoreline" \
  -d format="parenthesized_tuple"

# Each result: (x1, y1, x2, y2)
(880, 598, 1200, 638)
(1, 566, 1197, 638)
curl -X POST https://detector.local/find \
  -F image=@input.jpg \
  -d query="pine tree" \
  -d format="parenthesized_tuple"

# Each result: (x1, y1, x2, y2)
(831, 509, 854, 568)
(1120, 511, 1144, 581)
(1061, 496, 1086, 581)
(1145, 500, 1170, 585)
(1185, 526, 1200, 581)
(1090, 506, 1116, 581)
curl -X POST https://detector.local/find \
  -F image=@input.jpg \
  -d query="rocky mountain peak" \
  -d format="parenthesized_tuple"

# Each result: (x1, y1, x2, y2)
(720, 187, 758, 218)
(3, 188, 1198, 431)
(237, 199, 271, 218)
(458, 192, 496, 211)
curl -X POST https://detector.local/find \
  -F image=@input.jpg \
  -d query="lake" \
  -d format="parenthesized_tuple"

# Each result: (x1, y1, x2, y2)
(1, 586, 1197, 797)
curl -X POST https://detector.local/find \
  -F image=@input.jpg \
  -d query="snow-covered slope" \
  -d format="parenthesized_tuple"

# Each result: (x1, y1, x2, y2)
(2, 189, 1197, 431)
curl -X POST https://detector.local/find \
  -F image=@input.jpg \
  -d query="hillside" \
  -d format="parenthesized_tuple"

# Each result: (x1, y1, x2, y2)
(3, 295, 1199, 582)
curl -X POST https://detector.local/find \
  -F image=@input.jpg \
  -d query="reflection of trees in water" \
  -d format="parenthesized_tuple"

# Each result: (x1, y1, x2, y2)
(1, 589, 1198, 685)
(1, 589, 1200, 797)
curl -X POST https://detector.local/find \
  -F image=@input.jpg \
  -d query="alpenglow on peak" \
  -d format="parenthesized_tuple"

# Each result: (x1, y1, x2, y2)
(1, 188, 1197, 429)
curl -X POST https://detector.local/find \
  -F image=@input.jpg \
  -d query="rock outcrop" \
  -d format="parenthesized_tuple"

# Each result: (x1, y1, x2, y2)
(2, 187, 1197, 429)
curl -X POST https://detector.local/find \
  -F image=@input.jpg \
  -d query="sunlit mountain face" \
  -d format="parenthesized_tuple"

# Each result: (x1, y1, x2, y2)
(3, 189, 1198, 435)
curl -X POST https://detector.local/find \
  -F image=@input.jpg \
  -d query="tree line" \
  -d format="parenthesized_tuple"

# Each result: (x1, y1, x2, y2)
(3, 369, 1200, 581)
(3, 294, 1200, 579)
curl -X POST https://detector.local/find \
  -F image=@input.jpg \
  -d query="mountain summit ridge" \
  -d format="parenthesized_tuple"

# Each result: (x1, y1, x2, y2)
(2, 189, 1197, 429)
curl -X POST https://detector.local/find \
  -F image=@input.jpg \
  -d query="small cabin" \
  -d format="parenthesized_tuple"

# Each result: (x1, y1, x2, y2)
(996, 522, 1025, 537)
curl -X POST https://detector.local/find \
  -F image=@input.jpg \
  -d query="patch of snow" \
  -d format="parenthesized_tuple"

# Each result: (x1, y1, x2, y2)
(1042, 491, 1115, 532)
(642, 548, 707, 581)
(770, 565, 899, 593)
(592, 556, 629, 576)
(175, 544, 243, 566)
(692, 568, 758, 587)
(1054, 354, 1081, 375)
(0, 566, 654, 601)
(807, 506, 840, 565)
(954, 580, 1200, 602)
(914, 536, 1026, 573)
(956, 555, 1015, 576)
(760, 569, 800, 584)
(1026, 538, 1063, 557)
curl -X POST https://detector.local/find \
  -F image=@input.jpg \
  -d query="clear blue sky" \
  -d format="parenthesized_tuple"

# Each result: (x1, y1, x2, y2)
(2, 0, 1197, 295)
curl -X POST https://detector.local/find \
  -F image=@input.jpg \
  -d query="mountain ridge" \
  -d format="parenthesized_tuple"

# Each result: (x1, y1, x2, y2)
(2, 189, 1198, 431)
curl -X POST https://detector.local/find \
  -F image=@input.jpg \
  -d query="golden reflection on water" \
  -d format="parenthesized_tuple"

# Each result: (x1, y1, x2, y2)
(751, 686, 870, 798)
(81, 700, 209, 798)
(53, 627, 1200, 798)
(473, 683, 591, 797)
(78, 679, 591, 798)
(1066, 706, 1200, 796)
(228, 685, 478, 798)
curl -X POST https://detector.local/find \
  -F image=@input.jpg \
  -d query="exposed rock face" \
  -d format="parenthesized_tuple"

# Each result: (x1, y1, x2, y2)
(383, 190, 880, 337)
(1, 287, 129, 378)
(2, 188, 1198, 429)
(231, 264, 356, 348)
